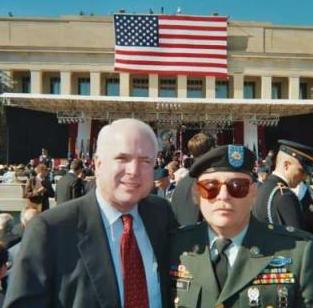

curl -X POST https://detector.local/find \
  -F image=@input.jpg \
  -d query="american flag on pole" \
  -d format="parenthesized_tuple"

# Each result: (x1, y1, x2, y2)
(114, 14, 228, 77)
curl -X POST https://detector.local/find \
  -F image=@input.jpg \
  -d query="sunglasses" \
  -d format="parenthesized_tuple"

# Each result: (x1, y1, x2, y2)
(197, 178, 252, 199)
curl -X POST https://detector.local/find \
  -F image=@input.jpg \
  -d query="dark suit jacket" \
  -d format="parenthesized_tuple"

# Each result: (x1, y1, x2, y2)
(253, 174, 305, 229)
(4, 191, 177, 308)
(169, 217, 313, 307)
(55, 172, 85, 205)
(170, 174, 201, 225)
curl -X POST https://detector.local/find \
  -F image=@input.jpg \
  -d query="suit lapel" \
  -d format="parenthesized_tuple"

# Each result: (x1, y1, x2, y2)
(217, 218, 273, 305)
(77, 191, 121, 308)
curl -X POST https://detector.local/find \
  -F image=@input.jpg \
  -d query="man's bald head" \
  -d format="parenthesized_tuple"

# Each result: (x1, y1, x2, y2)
(95, 118, 159, 160)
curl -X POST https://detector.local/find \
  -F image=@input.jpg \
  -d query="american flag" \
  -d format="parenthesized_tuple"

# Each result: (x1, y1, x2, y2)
(114, 14, 228, 77)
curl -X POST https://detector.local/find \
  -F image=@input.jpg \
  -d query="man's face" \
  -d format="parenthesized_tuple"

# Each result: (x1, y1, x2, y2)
(285, 158, 306, 188)
(197, 171, 256, 237)
(95, 128, 155, 212)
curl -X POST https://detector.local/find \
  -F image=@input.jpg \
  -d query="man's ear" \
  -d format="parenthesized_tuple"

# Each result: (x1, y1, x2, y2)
(283, 160, 291, 170)
(94, 156, 102, 174)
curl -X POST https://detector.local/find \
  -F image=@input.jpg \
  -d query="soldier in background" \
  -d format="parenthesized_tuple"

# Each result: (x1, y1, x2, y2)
(253, 139, 313, 231)
(170, 144, 313, 307)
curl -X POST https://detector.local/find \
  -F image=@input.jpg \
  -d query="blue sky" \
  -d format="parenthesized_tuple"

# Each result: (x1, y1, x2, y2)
(0, 0, 312, 26)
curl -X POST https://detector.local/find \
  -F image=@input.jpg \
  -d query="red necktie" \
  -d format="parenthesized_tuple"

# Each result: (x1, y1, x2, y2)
(120, 214, 149, 308)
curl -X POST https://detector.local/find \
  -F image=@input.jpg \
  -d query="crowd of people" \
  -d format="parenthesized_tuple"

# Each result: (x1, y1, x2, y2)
(0, 118, 313, 307)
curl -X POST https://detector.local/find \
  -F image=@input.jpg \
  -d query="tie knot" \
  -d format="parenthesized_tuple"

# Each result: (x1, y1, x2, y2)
(121, 214, 133, 232)
(215, 238, 232, 254)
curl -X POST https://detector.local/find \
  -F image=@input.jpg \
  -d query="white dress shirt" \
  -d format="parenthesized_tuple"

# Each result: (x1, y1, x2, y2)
(96, 188, 161, 308)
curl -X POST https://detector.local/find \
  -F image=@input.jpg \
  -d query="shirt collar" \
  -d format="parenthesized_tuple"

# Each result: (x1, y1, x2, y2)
(208, 224, 249, 250)
(95, 188, 139, 229)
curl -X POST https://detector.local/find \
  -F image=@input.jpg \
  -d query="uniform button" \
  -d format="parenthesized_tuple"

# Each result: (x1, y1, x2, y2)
(286, 226, 295, 232)
(267, 224, 274, 230)
(250, 246, 260, 256)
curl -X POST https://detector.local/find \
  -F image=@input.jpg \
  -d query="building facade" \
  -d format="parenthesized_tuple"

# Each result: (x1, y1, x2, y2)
(1, 15, 313, 163)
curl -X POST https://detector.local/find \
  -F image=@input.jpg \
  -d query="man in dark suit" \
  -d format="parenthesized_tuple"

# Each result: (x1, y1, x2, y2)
(55, 159, 85, 205)
(169, 145, 313, 307)
(171, 132, 215, 225)
(4, 118, 177, 308)
(253, 139, 313, 231)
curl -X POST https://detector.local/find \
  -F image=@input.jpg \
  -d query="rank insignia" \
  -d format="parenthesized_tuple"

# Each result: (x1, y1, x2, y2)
(247, 286, 260, 307)
(269, 256, 292, 267)
(228, 145, 244, 168)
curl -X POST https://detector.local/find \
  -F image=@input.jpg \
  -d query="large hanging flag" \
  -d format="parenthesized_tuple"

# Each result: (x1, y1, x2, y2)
(114, 14, 228, 77)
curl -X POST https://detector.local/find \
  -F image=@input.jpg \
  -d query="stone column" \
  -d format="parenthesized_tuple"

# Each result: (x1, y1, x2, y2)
(261, 76, 272, 99)
(119, 73, 130, 96)
(61, 71, 72, 95)
(90, 72, 101, 96)
(233, 74, 244, 98)
(31, 70, 43, 94)
(149, 74, 158, 97)
(177, 75, 187, 98)
(205, 76, 215, 98)
(289, 76, 299, 99)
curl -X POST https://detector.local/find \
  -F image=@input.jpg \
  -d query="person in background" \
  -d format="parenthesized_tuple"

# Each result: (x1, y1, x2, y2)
(152, 168, 176, 202)
(8, 208, 39, 267)
(4, 118, 177, 308)
(24, 163, 55, 212)
(2, 167, 16, 184)
(0, 214, 20, 249)
(253, 139, 313, 231)
(165, 161, 179, 183)
(55, 159, 85, 205)
(171, 132, 215, 225)
(169, 144, 313, 307)
(39, 148, 52, 169)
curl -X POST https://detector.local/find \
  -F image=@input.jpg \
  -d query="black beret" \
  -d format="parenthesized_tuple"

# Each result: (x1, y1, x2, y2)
(189, 145, 256, 178)
(154, 168, 169, 180)
(278, 139, 313, 174)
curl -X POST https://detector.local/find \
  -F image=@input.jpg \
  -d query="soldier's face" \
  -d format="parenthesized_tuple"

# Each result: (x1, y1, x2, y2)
(286, 159, 305, 188)
(197, 171, 257, 237)
(95, 127, 155, 212)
